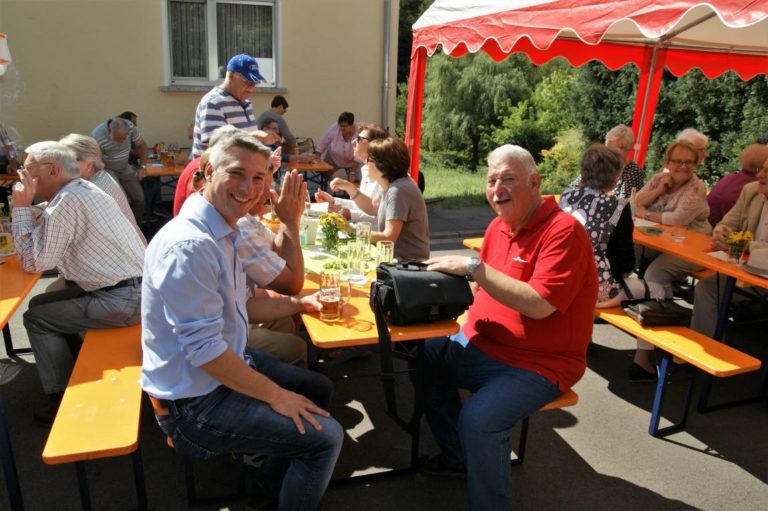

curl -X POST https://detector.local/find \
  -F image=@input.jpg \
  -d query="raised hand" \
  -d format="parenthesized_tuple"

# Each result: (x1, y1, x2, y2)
(12, 168, 37, 207)
(274, 169, 306, 227)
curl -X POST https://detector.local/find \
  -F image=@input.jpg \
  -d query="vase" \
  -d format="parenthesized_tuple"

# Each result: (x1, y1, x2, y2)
(727, 244, 746, 264)
(321, 231, 338, 253)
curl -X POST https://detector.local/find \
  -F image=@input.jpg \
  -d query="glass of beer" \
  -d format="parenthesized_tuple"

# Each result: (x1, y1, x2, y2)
(319, 270, 344, 321)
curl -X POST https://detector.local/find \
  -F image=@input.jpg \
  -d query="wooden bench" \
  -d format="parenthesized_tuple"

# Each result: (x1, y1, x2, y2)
(594, 307, 761, 436)
(512, 389, 578, 465)
(42, 324, 146, 510)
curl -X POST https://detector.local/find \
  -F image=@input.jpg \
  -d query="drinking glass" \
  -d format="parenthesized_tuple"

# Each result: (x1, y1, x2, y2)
(671, 225, 687, 243)
(347, 241, 367, 284)
(0, 218, 13, 256)
(318, 270, 350, 321)
(355, 222, 372, 260)
(376, 240, 394, 265)
(304, 189, 312, 217)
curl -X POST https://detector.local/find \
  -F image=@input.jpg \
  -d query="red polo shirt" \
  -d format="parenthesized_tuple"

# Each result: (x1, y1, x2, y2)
(464, 197, 598, 390)
(173, 157, 202, 216)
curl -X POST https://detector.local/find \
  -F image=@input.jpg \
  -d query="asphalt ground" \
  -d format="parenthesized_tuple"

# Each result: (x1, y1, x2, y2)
(0, 205, 766, 510)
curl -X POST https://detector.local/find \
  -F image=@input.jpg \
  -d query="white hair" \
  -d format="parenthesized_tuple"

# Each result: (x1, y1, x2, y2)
(59, 133, 105, 171)
(676, 128, 709, 146)
(605, 124, 634, 151)
(487, 144, 537, 177)
(25, 141, 80, 177)
(108, 117, 130, 134)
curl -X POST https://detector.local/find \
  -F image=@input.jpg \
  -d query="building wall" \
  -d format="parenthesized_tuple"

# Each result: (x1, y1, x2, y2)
(0, 0, 399, 152)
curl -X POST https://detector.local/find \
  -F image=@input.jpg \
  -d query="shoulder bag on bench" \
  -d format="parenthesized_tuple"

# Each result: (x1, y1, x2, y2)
(370, 262, 474, 326)
(619, 279, 692, 327)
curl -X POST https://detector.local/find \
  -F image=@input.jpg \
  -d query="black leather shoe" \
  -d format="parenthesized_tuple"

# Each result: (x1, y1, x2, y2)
(419, 455, 466, 479)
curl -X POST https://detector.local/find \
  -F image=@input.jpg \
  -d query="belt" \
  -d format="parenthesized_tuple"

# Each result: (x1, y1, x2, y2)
(101, 276, 142, 292)
(149, 395, 193, 416)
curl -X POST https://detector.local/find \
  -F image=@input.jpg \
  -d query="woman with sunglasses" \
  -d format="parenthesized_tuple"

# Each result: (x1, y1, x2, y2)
(367, 137, 429, 261)
(314, 123, 389, 223)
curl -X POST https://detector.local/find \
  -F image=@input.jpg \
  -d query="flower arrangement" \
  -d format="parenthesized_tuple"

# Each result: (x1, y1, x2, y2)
(318, 212, 353, 252)
(725, 230, 753, 262)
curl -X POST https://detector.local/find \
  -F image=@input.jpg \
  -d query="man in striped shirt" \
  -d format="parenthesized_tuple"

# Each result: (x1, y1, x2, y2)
(192, 54, 266, 158)
(91, 117, 148, 222)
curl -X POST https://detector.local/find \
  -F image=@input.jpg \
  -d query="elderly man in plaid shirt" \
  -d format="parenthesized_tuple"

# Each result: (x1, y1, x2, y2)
(11, 141, 145, 425)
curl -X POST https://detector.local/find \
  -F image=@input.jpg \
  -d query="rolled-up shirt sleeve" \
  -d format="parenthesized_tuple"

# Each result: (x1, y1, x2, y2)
(152, 239, 230, 367)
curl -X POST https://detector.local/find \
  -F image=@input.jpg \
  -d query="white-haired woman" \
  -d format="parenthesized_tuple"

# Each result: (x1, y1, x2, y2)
(60, 133, 145, 244)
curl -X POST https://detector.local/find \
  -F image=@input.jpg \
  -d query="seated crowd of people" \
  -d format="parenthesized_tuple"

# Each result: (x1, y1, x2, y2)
(5, 51, 767, 511)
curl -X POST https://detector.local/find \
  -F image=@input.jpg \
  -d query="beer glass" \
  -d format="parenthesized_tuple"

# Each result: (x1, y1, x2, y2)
(319, 270, 349, 321)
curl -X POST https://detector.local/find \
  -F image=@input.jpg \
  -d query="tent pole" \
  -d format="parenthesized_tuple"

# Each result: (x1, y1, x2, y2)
(633, 46, 667, 167)
(405, 46, 427, 182)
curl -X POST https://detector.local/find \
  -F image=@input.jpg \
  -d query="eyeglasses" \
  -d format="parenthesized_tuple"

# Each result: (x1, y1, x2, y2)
(355, 135, 370, 143)
(669, 159, 696, 167)
(19, 162, 55, 171)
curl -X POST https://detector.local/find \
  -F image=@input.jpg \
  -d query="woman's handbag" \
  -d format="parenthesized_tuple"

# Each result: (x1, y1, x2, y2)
(618, 277, 691, 327)
(370, 262, 474, 326)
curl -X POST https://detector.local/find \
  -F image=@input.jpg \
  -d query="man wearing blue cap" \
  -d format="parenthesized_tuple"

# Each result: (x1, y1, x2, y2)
(192, 54, 266, 158)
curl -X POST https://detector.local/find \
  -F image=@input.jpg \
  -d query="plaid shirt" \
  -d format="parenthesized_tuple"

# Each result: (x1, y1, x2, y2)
(236, 213, 285, 290)
(12, 179, 144, 291)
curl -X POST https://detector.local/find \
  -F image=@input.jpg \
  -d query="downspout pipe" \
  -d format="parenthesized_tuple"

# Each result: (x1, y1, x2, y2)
(381, 0, 392, 130)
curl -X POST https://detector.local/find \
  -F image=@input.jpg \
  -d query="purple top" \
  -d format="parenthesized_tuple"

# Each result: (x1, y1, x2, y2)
(707, 169, 758, 227)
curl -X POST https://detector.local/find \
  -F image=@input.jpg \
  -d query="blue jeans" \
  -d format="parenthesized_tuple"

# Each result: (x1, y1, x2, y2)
(154, 350, 343, 511)
(418, 335, 560, 511)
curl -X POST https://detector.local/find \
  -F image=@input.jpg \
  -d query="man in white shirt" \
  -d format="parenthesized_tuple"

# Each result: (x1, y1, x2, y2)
(11, 141, 145, 425)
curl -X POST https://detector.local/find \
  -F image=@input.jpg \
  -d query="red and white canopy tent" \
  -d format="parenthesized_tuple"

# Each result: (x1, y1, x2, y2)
(405, 0, 768, 179)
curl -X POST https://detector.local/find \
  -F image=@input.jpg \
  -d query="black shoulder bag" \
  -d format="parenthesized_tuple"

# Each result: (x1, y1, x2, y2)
(369, 262, 474, 326)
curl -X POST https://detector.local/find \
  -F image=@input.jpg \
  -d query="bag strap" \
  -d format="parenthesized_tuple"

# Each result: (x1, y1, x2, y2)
(619, 278, 651, 300)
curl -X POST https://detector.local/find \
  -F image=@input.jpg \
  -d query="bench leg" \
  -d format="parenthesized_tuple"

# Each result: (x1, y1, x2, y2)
(510, 417, 530, 467)
(649, 353, 696, 437)
(131, 448, 148, 511)
(74, 462, 92, 511)
(0, 398, 24, 511)
(182, 456, 198, 507)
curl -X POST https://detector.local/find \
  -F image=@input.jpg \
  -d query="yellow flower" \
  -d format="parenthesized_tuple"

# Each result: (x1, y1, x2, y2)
(725, 230, 753, 246)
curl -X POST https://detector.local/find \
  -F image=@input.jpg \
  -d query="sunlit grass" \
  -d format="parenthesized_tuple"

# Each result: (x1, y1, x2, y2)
(421, 164, 488, 208)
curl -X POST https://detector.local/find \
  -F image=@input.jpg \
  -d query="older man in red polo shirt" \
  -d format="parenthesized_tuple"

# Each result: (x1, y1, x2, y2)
(419, 144, 598, 511)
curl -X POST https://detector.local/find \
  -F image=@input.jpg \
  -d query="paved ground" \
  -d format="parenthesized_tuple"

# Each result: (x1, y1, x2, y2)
(1, 205, 766, 510)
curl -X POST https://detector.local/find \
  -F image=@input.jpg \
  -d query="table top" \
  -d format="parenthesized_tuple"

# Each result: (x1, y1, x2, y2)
(146, 160, 185, 177)
(467, 225, 768, 290)
(633, 224, 768, 290)
(290, 160, 335, 172)
(0, 256, 42, 328)
(299, 269, 459, 349)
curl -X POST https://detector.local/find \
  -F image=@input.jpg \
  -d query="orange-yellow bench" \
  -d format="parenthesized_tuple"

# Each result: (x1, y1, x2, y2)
(594, 307, 761, 436)
(455, 312, 579, 464)
(42, 324, 146, 510)
(511, 388, 578, 465)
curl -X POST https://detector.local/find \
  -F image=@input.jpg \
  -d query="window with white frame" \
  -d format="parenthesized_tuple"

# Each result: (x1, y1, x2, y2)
(167, 0, 278, 86)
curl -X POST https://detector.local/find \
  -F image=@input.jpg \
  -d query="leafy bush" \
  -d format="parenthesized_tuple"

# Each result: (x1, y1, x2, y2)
(538, 128, 586, 194)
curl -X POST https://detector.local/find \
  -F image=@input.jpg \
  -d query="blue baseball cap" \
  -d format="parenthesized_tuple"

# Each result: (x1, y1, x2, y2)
(226, 54, 266, 83)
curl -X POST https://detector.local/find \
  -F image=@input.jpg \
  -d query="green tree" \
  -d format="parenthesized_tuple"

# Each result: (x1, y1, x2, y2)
(421, 53, 538, 171)
(490, 63, 577, 160)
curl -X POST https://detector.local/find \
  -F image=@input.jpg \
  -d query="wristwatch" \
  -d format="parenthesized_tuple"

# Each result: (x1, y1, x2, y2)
(466, 256, 482, 282)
